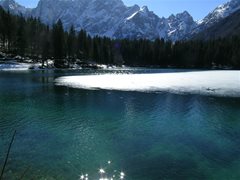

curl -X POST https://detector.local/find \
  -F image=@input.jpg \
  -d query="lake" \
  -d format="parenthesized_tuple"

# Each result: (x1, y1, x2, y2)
(0, 69, 240, 180)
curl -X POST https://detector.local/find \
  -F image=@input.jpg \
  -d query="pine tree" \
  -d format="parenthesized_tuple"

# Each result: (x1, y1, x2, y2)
(67, 25, 76, 66)
(5, 10, 16, 52)
(41, 26, 51, 67)
(16, 16, 27, 57)
(52, 19, 66, 67)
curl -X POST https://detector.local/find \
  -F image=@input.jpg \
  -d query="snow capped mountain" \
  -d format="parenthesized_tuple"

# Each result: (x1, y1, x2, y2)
(193, 0, 240, 34)
(200, 0, 240, 25)
(194, 9, 240, 40)
(0, 0, 197, 40)
(0, 0, 239, 41)
(32, 0, 142, 36)
(165, 11, 197, 41)
(32, 0, 197, 41)
(114, 6, 162, 39)
(113, 7, 197, 41)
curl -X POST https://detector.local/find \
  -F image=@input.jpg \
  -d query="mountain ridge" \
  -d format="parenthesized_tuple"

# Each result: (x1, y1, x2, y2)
(0, 0, 239, 40)
(191, 0, 240, 36)
(194, 9, 240, 40)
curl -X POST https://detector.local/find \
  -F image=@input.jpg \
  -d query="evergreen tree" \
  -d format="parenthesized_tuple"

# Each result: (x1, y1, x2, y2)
(52, 19, 65, 67)
(0, 7, 240, 69)
(67, 25, 76, 66)
(5, 10, 16, 52)
(41, 26, 51, 67)
(16, 16, 27, 56)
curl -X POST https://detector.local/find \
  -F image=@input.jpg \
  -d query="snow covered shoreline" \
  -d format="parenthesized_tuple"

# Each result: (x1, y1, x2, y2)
(56, 71, 240, 97)
(0, 60, 118, 71)
(0, 60, 55, 71)
(0, 62, 32, 71)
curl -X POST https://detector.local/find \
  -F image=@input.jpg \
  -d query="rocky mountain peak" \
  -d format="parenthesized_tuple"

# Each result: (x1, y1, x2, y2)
(0, 0, 29, 14)
(194, 0, 240, 33)
(1, 0, 238, 41)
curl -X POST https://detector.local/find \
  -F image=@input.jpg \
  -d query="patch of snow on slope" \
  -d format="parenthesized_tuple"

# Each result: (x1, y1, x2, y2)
(126, 11, 139, 21)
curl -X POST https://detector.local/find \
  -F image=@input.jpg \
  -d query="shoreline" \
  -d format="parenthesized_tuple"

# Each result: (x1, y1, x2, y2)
(0, 59, 120, 71)
(0, 53, 237, 71)
(0, 59, 237, 71)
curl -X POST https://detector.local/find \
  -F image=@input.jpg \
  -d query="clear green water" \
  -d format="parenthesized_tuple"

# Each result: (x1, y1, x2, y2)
(0, 69, 240, 180)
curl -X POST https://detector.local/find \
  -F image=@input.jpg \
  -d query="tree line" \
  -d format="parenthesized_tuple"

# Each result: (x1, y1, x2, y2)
(0, 6, 240, 68)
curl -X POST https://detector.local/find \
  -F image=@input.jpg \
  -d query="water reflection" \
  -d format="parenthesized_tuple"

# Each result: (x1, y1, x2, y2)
(0, 70, 240, 179)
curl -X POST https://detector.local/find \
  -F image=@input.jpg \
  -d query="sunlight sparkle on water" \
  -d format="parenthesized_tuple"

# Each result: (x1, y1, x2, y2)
(99, 168, 105, 174)
(79, 161, 125, 180)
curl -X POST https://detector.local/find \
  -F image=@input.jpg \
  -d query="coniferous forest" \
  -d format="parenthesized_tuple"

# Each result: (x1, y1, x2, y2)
(0, 7, 240, 69)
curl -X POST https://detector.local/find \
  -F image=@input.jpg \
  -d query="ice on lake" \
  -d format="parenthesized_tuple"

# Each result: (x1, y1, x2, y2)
(55, 71, 240, 97)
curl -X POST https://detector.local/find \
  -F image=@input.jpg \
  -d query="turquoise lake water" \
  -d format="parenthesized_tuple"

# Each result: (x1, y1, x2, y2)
(0, 69, 240, 180)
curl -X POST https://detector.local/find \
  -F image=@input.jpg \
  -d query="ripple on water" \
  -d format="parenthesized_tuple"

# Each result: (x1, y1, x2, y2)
(1, 70, 240, 179)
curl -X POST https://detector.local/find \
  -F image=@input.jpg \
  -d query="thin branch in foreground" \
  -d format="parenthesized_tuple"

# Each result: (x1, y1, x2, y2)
(0, 130, 16, 180)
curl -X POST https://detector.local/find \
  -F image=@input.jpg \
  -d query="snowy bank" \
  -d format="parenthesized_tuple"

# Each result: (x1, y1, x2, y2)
(0, 60, 55, 71)
(55, 71, 240, 97)
(0, 62, 32, 71)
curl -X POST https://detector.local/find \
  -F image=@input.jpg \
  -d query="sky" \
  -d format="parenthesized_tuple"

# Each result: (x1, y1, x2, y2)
(15, 0, 228, 20)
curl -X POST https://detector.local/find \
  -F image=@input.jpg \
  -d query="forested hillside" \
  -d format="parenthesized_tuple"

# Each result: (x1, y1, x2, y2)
(0, 7, 240, 68)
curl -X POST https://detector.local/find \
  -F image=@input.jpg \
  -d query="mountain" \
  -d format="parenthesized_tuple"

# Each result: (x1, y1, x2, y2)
(0, 0, 197, 41)
(32, 0, 141, 37)
(31, 0, 197, 41)
(192, 0, 240, 35)
(0, 0, 30, 15)
(0, 0, 239, 41)
(164, 11, 197, 41)
(194, 9, 240, 40)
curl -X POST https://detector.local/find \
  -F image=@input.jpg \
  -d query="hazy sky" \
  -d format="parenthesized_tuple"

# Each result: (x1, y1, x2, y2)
(15, 0, 228, 20)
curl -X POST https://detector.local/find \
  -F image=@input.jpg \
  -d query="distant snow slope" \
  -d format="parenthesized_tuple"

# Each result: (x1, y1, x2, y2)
(55, 71, 240, 97)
